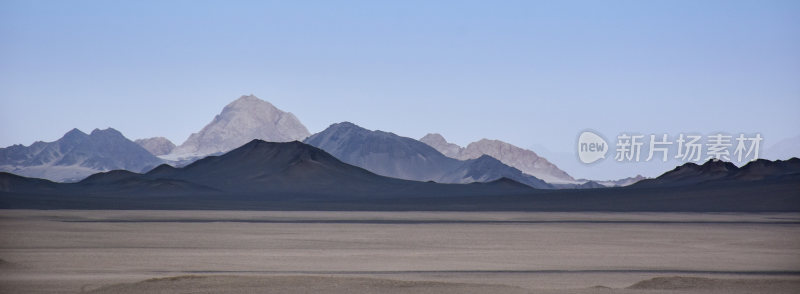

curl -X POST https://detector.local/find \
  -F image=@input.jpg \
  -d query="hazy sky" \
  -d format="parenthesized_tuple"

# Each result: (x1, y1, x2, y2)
(1, 0, 798, 179)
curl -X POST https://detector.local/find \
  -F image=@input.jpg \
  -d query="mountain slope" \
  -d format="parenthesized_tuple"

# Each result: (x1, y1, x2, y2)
(305, 122, 551, 188)
(304, 122, 457, 181)
(733, 158, 800, 180)
(169, 95, 310, 158)
(0, 128, 163, 182)
(148, 140, 394, 194)
(420, 133, 574, 184)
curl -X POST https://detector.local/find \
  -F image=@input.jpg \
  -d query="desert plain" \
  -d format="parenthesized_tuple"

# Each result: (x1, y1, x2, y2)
(0, 210, 799, 293)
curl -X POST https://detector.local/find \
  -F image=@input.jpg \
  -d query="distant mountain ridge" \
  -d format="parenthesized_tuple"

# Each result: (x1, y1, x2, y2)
(420, 133, 575, 184)
(0, 128, 163, 182)
(0, 140, 537, 209)
(1, 144, 797, 211)
(168, 95, 310, 159)
(576, 175, 647, 187)
(304, 122, 552, 189)
(634, 158, 800, 187)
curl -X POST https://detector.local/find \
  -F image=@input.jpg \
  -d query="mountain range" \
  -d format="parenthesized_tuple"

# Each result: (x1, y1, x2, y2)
(2, 93, 797, 211)
(575, 175, 647, 187)
(0, 95, 591, 187)
(304, 122, 553, 189)
(0, 128, 163, 182)
(1, 93, 793, 200)
(420, 133, 576, 184)
(1, 139, 797, 211)
(0, 139, 536, 209)
(634, 158, 800, 187)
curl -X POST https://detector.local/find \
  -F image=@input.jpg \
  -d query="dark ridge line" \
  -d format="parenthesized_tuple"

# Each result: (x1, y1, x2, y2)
(60, 219, 800, 225)
(152, 269, 800, 276)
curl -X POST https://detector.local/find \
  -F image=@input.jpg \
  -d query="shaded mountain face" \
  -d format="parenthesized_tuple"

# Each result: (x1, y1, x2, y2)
(305, 122, 551, 188)
(305, 122, 456, 181)
(169, 95, 310, 159)
(135, 137, 175, 156)
(420, 133, 574, 184)
(658, 160, 738, 183)
(94, 140, 538, 196)
(635, 158, 800, 187)
(733, 158, 800, 180)
(441, 155, 552, 189)
(0, 128, 163, 182)
(147, 140, 388, 193)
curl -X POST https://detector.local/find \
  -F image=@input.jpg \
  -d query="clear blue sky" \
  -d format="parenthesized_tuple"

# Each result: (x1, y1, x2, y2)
(1, 0, 798, 179)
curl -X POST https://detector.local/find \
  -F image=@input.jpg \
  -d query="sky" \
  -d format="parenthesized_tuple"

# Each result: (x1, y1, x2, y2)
(1, 0, 799, 179)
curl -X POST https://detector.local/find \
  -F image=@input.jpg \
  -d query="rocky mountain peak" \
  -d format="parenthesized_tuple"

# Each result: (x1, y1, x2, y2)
(327, 121, 364, 132)
(419, 133, 462, 158)
(0, 128, 163, 182)
(225, 94, 278, 111)
(420, 133, 447, 145)
(64, 128, 88, 137)
(90, 128, 124, 138)
(168, 95, 311, 158)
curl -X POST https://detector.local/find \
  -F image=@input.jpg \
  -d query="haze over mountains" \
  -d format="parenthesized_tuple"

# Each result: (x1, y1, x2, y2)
(763, 135, 800, 161)
(0, 128, 162, 182)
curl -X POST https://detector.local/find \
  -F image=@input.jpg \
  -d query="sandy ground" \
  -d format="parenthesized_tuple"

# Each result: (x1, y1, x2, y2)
(0, 210, 799, 293)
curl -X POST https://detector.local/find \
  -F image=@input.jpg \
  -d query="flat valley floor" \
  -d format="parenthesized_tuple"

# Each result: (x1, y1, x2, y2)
(1, 210, 799, 293)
